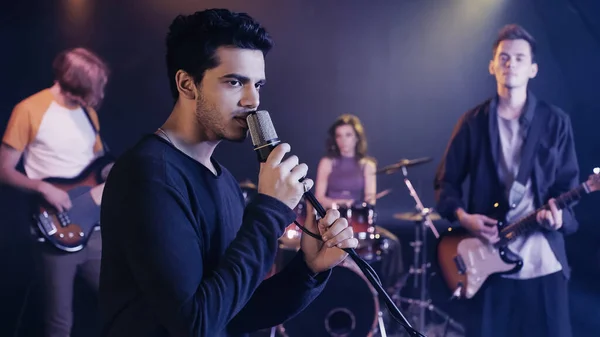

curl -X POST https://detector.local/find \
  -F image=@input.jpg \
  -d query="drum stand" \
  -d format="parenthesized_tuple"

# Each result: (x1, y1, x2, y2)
(395, 166, 462, 336)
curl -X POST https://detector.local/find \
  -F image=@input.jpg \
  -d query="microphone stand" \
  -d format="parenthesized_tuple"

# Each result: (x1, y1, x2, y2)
(398, 166, 438, 334)
(400, 166, 439, 239)
(302, 191, 426, 337)
(394, 166, 461, 336)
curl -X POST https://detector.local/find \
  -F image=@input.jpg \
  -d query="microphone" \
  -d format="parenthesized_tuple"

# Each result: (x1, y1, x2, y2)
(246, 110, 282, 163)
(246, 110, 424, 337)
(246, 110, 327, 217)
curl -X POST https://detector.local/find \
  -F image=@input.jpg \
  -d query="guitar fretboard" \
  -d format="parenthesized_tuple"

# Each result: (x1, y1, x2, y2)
(495, 183, 589, 247)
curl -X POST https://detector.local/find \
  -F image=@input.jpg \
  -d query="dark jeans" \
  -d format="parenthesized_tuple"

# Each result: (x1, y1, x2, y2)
(37, 229, 102, 337)
(465, 271, 571, 337)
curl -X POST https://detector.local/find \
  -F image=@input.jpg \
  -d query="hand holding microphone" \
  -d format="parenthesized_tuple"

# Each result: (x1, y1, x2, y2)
(301, 207, 358, 274)
(247, 110, 328, 218)
(256, 142, 313, 211)
(247, 110, 357, 274)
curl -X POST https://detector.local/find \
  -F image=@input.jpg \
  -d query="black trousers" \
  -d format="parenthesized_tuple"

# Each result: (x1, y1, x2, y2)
(36, 230, 102, 337)
(465, 271, 571, 337)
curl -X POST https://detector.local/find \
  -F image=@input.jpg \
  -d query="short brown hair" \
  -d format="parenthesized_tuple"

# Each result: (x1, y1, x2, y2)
(52, 47, 110, 108)
(493, 24, 537, 62)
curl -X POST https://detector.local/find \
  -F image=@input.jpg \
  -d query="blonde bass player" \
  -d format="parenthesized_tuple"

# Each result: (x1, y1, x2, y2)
(0, 48, 112, 337)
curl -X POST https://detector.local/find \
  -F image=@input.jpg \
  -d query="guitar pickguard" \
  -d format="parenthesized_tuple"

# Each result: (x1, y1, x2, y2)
(456, 238, 516, 298)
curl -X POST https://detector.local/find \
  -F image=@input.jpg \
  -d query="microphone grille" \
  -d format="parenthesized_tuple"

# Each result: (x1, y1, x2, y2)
(246, 110, 278, 146)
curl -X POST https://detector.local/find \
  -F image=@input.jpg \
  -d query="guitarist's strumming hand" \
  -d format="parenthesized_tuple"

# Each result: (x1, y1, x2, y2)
(536, 198, 563, 230)
(37, 181, 72, 213)
(456, 208, 500, 244)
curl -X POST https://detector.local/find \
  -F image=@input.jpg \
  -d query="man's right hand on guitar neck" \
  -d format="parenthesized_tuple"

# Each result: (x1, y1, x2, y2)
(456, 208, 500, 244)
(37, 181, 72, 213)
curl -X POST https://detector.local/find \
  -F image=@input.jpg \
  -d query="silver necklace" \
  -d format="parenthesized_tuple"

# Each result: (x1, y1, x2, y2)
(157, 128, 218, 175)
(157, 127, 174, 144)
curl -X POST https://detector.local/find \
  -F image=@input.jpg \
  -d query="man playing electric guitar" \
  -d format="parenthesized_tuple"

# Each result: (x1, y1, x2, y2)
(434, 24, 579, 337)
(0, 48, 112, 337)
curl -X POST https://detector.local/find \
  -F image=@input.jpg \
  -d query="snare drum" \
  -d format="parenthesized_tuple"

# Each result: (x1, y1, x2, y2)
(278, 258, 379, 337)
(335, 202, 376, 239)
(355, 232, 390, 262)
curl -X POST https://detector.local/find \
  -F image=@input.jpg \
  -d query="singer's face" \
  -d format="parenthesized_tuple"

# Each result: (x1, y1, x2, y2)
(335, 124, 358, 156)
(194, 47, 266, 142)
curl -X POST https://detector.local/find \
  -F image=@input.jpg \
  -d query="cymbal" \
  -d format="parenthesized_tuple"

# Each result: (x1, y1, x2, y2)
(393, 211, 441, 222)
(376, 157, 432, 175)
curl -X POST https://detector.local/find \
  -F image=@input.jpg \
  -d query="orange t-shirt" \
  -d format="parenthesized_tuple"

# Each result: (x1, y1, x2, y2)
(2, 88, 103, 179)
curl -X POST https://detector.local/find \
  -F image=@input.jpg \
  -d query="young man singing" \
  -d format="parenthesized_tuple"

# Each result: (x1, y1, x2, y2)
(98, 8, 358, 337)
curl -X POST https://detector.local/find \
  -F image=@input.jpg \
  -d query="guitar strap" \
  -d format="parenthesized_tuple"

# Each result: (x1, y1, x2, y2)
(30, 106, 111, 243)
(508, 103, 547, 208)
(81, 106, 111, 154)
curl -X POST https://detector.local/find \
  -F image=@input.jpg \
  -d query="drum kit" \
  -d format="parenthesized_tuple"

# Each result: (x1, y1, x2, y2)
(240, 157, 465, 337)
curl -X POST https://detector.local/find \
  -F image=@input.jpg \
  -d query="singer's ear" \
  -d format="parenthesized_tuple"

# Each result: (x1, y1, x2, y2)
(175, 70, 197, 100)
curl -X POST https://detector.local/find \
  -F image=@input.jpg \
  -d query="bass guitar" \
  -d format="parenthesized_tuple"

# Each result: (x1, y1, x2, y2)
(32, 155, 114, 252)
(436, 172, 600, 299)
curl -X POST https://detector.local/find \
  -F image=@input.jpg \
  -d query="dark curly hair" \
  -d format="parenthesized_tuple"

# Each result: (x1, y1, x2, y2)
(165, 8, 274, 100)
(325, 114, 369, 161)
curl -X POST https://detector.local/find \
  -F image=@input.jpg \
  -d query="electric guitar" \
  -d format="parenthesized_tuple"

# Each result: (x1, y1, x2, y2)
(436, 172, 600, 299)
(32, 155, 114, 252)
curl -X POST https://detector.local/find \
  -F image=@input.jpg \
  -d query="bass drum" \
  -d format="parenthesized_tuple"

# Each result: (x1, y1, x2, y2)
(278, 259, 379, 337)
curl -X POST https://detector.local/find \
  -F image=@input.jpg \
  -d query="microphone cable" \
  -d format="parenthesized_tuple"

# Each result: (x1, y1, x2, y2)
(291, 216, 427, 337)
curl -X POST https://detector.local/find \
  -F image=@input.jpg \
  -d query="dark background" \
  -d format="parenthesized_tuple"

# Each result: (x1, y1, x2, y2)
(1, 0, 599, 336)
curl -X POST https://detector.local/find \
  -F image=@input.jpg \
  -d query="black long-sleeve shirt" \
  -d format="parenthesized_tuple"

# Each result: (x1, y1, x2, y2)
(98, 135, 330, 337)
(434, 93, 580, 278)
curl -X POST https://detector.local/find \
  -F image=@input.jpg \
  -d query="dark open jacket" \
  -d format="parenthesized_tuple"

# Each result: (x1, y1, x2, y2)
(434, 92, 580, 279)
